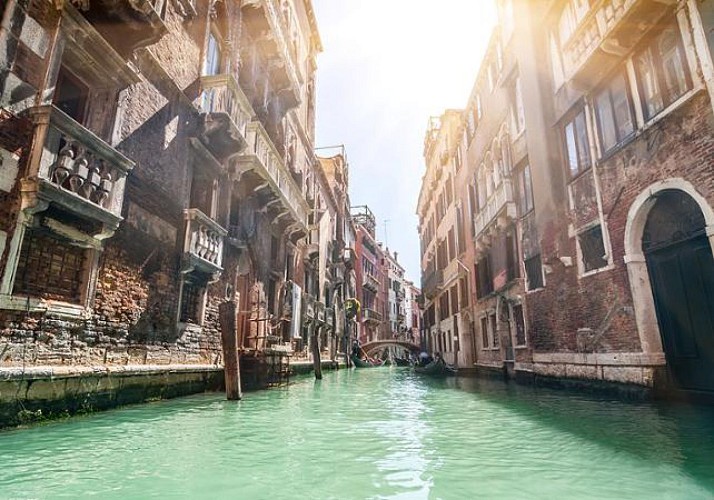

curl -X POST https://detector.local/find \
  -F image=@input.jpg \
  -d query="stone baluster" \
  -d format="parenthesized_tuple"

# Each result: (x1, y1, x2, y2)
(69, 150, 89, 195)
(52, 139, 75, 187)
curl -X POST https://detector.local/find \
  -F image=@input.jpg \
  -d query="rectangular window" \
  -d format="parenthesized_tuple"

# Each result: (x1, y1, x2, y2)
(636, 27, 690, 120)
(564, 110, 591, 177)
(459, 278, 469, 309)
(475, 255, 494, 299)
(490, 313, 499, 348)
(203, 31, 222, 76)
(525, 254, 544, 291)
(595, 72, 634, 153)
(513, 304, 527, 346)
(180, 279, 204, 323)
(517, 164, 534, 216)
(481, 316, 489, 350)
(450, 285, 459, 315)
(511, 77, 526, 134)
(14, 230, 87, 303)
(579, 225, 608, 273)
(448, 228, 456, 262)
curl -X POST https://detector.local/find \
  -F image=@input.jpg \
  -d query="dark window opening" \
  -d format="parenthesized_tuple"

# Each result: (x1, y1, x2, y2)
(54, 68, 88, 124)
(579, 225, 608, 273)
(525, 254, 544, 291)
(481, 316, 489, 349)
(14, 230, 87, 303)
(513, 304, 526, 346)
(180, 279, 204, 323)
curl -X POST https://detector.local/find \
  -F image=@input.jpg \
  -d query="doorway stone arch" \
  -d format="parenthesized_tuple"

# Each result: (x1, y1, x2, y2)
(624, 178, 714, 359)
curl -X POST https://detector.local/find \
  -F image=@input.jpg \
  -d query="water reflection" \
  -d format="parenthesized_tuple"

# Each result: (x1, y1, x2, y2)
(0, 369, 713, 499)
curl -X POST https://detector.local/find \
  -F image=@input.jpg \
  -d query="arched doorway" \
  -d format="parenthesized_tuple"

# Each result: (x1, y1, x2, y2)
(643, 190, 714, 392)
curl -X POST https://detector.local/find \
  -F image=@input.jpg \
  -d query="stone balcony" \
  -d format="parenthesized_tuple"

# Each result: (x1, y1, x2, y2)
(363, 308, 383, 324)
(241, 0, 302, 110)
(21, 105, 134, 233)
(473, 179, 517, 242)
(421, 269, 443, 300)
(75, 0, 170, 57)
(183, 208, 227, 275)
(363, 272, 380, 292)
(562, 0, 675, 88)
(235, 121, 309, 237)
(197, 74, 254, 159)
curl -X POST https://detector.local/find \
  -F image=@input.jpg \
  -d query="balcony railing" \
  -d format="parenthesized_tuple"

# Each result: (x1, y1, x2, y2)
(26, 105, 134, 226)
(363, 273, 380, 292)
(562, 0, 675, 86)
(363, 308, 383, 324)
(237, 121, 309, 231)
(198, 74, 254, 157)
(421, 269, 443, 299)
(473, 179, 517, 239)
(183, 208, 227, 274)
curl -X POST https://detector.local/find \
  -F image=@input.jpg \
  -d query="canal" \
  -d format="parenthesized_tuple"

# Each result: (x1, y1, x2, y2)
(1, 369, 714, 499)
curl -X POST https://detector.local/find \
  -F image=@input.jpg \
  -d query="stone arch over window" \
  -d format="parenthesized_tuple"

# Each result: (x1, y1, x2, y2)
(624, 178, 714, 356)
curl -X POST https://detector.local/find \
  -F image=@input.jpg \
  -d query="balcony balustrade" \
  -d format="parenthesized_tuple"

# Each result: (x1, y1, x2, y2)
(183, 208, 227, 274)
(421, 269, 443, 300)
(24, 105, 134, 231)
(363, 308, 383, 324)
(562, 0, 675, 88)
(236, 121, 309, 233)
(473, 179, 517, 240)
(363, 272, 380, 292)
(77, 0, 169, 57)
(241, 0, 301, 109)
(198, 74, 254, 158)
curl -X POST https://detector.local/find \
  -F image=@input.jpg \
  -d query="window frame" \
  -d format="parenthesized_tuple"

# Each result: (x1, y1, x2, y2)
(593, 70, 636, 155)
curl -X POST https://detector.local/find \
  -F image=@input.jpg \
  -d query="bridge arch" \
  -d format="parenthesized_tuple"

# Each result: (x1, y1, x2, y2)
(361, 340, 421, 356)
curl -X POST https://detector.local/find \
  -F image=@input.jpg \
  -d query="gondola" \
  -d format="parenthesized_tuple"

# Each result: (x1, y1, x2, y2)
(414, 357, 457, 377)
(350, 354, 384, 368)
(393, 357, 412, 367)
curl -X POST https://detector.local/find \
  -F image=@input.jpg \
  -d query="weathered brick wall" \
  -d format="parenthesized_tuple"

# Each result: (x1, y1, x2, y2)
(528, 92, 714, 355)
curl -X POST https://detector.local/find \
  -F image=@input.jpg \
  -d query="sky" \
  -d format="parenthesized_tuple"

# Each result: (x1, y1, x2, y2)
(313, 1, 497, 284)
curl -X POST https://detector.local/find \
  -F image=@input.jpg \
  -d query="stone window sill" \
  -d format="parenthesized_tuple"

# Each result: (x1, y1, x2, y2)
(0, 294, 90, 319)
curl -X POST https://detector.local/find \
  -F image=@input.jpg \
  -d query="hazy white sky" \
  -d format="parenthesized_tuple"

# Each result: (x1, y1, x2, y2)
(313, 1, 497, 283)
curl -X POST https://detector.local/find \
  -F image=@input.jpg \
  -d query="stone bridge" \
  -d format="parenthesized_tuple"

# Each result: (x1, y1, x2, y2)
(361, 340, 421, 356)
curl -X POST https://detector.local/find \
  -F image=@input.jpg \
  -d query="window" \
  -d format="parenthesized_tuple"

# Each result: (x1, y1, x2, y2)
(635, 27, 690, 120)
(456, 206, 465, 255)
(490, 313, 499, 348)
(448, 228, 456, 262)
(475, 255, 494, 299)
(594, 72, 634, 153)
(517, 164, 534, 216)
(180, 278, 204, 323)
(203, 31, 222, 76)
(54, 68, 88, 124)
(14, 230, 87, 303)
(481, 316, 489, 350)
(510, 77, 526, 134)
(439, 292, 450, 319)
(578, 224, 608, 273)
(513, 304, 527, 346)
(525, 254, 544, 290)
(450, 285, 459, 315)
(564, 109, 591, 177)
(459, 278, 469, 308)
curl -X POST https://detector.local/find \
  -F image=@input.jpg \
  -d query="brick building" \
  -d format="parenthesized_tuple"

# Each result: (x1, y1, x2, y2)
(420, 0, 714, 396)
(0, 0, 354, 416)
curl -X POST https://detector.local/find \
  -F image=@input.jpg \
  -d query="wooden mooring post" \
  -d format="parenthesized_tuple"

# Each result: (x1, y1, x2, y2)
(219, 301, 242, 400)
(312, 323, 322, 380)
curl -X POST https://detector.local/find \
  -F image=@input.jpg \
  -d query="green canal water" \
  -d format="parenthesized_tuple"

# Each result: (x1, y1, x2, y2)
(1, 368, 714, 499)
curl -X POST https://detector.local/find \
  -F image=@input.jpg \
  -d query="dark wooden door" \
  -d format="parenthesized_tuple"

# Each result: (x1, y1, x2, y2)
(647, 236, 714, 392)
